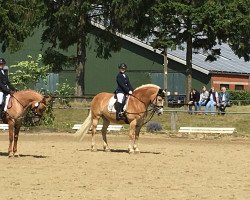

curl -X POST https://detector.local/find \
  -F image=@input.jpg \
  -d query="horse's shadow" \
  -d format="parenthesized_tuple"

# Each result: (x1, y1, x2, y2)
(0, 152, 48, 158)
(78, 148, 161, 155)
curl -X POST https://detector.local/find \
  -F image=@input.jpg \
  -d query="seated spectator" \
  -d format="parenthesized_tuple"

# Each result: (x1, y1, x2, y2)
(198, 86, 209, 112)
(205, 87, 219, 115)
(188, 89, 200, 114)
(218, 87, 230, 115)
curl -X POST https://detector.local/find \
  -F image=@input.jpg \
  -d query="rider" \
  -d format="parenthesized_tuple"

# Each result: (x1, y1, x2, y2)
(115, 63, 134, 120)
(0, 58, 17, 118)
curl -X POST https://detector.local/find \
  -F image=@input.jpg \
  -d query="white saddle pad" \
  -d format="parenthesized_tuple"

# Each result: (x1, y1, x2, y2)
(108, 96, 129, 113)
(4, 94, 11, 111)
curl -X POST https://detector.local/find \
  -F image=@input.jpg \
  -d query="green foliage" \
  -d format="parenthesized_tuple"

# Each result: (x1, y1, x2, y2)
(220, 0, 250, 61)
(0, 0, 43, 53)
(10, 54, 50, 89)
(41, 0, 128, 95)
(229, 90, 250, 105)
(55, 82, 75, 107)
(39, 102, 55, 126)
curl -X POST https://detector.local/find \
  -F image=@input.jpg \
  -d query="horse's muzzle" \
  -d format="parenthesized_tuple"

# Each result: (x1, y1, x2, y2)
(156, 108, 164, 116)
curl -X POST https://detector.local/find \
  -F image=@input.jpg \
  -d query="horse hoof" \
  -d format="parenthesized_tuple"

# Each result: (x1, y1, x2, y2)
(128, 149, 134, 154)
(8, 153, 14, 158)
(133, 147, 140, 154)
(104, 148, 111, 152)
(134, 150, 140, 154)
(91, 148, 97, 152)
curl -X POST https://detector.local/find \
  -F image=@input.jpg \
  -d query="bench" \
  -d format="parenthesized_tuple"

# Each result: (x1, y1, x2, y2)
(72, 124, 123, 131)
(178, 127, 236, 134)
(0, 124, 8, 130)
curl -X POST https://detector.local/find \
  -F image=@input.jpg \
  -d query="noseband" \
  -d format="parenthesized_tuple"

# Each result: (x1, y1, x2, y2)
(150, 89, 165, 111)
(10, 95, 44, 117)
(126, 88, 165, 125)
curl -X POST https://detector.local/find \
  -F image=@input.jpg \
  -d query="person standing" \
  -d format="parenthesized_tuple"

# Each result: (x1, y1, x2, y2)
(115, 63, 133, 120)
(218, 87, 230, 115)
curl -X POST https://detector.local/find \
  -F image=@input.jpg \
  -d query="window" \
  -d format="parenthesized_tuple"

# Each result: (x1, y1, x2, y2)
(235, 85, 244, 90)
(220, 84, 229, 90)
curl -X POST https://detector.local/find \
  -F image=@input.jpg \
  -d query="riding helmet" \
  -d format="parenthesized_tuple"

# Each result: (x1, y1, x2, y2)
(0, 58, 6, 65)
(118, 63, 127, 69)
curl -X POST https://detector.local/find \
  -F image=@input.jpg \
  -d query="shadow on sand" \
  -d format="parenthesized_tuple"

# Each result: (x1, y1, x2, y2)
(77, 148, 161, 155)
(0, 152, 48, 158)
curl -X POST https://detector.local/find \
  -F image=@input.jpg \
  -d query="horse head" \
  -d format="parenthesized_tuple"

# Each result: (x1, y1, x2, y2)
(151, 88, 166, 115)
(30, 95, 52, 122)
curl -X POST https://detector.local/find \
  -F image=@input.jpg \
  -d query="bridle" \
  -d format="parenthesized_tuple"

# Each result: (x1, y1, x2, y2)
(9, 94, 45, 117)
(125, 88, 166, 125)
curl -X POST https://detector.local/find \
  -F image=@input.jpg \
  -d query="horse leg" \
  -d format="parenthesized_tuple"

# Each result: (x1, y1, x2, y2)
(133, 125, 142, 154)
(101, 117, 110, 152)
(128, 120, 137, 154)
(91, 117, 99, 152)
(13, 122, 22, 157)
(8, 121, 14, 157)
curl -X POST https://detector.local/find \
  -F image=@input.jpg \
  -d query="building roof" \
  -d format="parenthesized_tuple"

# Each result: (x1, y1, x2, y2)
(92, 22, 250, 75)
(168, 44, 250, 75)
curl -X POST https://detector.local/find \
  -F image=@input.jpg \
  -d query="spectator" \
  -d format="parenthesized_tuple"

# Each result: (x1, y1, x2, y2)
(218, 87, 230, 115)
(205, 87, 219, 115)
(188, 89, 200, 114)
(198, 86, 209, 112)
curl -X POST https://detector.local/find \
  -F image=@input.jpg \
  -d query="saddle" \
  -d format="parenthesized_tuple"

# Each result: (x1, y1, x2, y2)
(108, 95, 129, 113)
(108, 95, 129, 124)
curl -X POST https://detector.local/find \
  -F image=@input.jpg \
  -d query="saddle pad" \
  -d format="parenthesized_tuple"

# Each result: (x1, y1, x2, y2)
(107, 95, 129, 113)
(4, 94, 11, 111)
(108, 96, 117, 112)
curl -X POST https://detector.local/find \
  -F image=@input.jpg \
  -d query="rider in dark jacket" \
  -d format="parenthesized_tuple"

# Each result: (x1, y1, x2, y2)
(0, 58, 16, 118)
(115, 63, 133, 120)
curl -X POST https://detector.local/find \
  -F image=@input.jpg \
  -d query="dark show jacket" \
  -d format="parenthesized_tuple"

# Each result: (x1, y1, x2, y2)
(116, 72, 133, 94)
(0, 69, 16, 94)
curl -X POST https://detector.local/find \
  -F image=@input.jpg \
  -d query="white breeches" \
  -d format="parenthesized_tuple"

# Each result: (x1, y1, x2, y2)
(0, 92, 3, 105)
(117, 93, 125, 103)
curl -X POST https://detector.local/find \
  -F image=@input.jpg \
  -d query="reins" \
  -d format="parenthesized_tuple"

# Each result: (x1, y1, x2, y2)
(124, 92, 163, 125)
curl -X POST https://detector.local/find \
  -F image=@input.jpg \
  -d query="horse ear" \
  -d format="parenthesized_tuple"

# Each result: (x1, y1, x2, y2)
(42, 96, 53, 104)
(158, 89, 166, 97)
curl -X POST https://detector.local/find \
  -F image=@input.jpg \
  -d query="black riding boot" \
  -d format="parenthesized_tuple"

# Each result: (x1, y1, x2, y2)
(116, 102, 124, 121)
(0, 104, 4, 122)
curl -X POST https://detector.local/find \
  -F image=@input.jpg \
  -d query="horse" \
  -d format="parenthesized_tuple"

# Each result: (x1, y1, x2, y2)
(2, 90, 51, 157)
(75, 84, 166, 154)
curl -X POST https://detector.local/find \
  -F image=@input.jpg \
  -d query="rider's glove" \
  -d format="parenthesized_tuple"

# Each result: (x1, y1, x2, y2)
(128, 91, 132, 95)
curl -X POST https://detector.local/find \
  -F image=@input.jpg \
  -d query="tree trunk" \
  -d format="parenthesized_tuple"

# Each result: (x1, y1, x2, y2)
(186, 36, 192, 102)
(75, 38, 86, 96)
(163, 48, 168, 106)
(186, 17, 193, 102)
(75, 9, 87, 97)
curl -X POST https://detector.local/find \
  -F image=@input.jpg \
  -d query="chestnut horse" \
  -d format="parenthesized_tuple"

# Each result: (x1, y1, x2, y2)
(3, 90, 51, 157)
(75, 84, 166, 154)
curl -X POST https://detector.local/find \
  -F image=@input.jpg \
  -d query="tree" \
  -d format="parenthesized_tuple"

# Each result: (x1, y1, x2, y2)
(0, 0, 42, 53)
(219, 0, 250, 61)
(41, 0, 121, 96)
(148, 0, 229, 100)
(116, 0, 249, 99)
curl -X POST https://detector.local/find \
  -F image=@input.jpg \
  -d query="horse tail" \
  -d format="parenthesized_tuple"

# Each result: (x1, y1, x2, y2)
(74, 111, 92, 142)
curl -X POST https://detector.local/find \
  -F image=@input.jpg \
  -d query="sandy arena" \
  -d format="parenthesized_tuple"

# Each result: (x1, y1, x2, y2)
(0, 132, 250, 200)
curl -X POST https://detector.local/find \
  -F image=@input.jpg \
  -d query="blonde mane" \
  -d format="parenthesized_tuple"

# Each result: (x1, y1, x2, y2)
(134, 84, 160, 91)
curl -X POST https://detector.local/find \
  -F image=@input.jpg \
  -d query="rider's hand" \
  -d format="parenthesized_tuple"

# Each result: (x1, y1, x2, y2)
(129, 91, 132, 95)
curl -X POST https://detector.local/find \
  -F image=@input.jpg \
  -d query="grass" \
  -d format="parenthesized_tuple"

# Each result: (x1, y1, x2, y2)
(42, 101, 250, 136)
